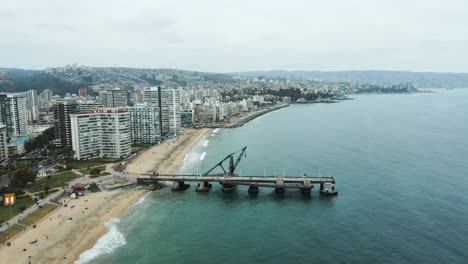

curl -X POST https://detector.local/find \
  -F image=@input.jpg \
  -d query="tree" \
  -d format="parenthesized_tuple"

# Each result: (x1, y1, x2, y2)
(10, 168, 37, 188)
(90, 168, 101, 176)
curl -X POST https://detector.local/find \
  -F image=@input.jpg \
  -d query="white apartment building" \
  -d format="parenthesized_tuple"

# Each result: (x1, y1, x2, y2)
(0, 93, 29, 138)
(161, 88, 181, 134)
(143, 87, 181, 135)
(0, 125, 8, 163)
(25, 90, 39, 122)
(128, 104, 161, 144)
(98, 108, 131, 159)
(70, 113, 102, 160)
(70, 108, 131, 160)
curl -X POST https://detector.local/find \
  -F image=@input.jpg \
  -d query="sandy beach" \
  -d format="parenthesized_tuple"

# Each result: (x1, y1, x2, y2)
(0, 189, 147, 264)
(126, 128, 211, 174)
(0, 128, 211, 264)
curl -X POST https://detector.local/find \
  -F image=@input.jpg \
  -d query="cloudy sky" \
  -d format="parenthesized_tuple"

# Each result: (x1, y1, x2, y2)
(1, 0, 467, 72)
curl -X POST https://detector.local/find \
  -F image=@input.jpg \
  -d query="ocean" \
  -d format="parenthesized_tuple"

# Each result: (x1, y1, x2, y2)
(76, 89, 468, 263)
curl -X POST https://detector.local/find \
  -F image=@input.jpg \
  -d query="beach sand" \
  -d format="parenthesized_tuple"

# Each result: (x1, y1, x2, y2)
(0, 128, 211, 264)
(126, 128, 211, 174)
(0, 189, 147, 264)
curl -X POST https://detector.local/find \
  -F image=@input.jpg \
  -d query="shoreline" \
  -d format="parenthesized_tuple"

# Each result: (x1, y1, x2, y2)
(0, 128, 212, 264)
(208, 103, 289, 129)
(0, 189, 148, 264)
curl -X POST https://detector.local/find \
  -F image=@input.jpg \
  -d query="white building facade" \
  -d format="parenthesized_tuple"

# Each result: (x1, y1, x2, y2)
(128, 104, 161, 144)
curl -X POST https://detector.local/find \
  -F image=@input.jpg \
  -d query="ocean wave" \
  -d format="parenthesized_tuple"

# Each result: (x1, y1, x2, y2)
(203, 140, 209, 147)
(213, 128, 220, 133)
(74, 218, 126, 264)
(200, 152, 206, 161)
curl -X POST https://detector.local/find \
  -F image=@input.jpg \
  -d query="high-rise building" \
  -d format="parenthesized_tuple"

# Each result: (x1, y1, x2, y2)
(70, 108, 131, 160)
(79, 87, 88, 97)
(78, 102, 103, 113)
(0, 93, 29, 138)
(161, 88, 181, 134)
(98, 108, 131, 158)
(25, 90, 39, 122)
(128, 104, 161, 144)
(0, 125, 8, 163)
(53, 101, 80, 148)
(143, 87, 181, 135)
(101, 89, 128, 107)
(70, 113, 102, 160)
(39, 89, 53, 109)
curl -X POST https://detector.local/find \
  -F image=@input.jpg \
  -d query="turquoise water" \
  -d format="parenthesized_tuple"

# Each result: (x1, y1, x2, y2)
(79, 89, 468, 263)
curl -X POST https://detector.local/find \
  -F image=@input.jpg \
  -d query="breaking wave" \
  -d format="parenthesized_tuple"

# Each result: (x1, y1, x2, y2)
(74, 218, 126, 264)
(200, 152, 206, 161)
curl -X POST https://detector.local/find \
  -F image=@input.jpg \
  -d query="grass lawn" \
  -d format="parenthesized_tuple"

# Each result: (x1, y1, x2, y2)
(0, 197, 34, 223)
(0, 204, 59, 244)
(131, 143, 153, 154)
(65, 158, 120, 170)
(21, 204, 58, 226)
(30, 172, 77, 193)
(0, 224, 24, 244)
(78, 165, 107, 175)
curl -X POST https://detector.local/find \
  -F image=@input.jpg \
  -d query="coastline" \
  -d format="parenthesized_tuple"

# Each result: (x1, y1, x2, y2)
(0, 189, 148, 264)
(126, 128, 212, 174)
(0, 128, 212, 264)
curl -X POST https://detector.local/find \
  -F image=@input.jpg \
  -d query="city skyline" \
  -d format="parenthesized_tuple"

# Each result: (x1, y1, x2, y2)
(1, 0, 468, 72)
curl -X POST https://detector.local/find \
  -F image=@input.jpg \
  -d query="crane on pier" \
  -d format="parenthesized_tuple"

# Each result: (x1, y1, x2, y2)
(203, 146, 247, 176)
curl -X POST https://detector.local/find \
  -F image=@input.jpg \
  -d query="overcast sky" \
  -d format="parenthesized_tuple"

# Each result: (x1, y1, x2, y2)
(1, 0, 468, 72)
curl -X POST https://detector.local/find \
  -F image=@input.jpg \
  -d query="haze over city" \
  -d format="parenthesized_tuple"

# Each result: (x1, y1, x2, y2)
(1, 0, 468, 72)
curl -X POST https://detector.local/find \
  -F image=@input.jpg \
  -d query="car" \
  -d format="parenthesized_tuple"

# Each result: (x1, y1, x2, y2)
(29, 239, 37, 244)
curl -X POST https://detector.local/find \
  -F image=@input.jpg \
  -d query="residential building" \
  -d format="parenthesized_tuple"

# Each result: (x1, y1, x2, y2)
(128, 104, 161, 144)
(181, 109, 193, 127)
(8, 136, 31, 156)
(78, 102, 103, 113)
(160, 88, 181, 134)
(0, 125, 8, 162)
(101, 89, 128, 107)
(98, 108, 131, 158)
(53, 101, 80, 148)
(70, 113, 102, 160)
(0, 93, 29, 138)
(70, 108, 131, 160)
(25, 90, 39, 122)
(143, 87, 163, 136)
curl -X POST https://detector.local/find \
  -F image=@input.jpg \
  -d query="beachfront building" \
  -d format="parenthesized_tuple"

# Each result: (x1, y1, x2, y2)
(143, 86, 181, 135)
(128, 104, 161, 144)
(98, 108, 131, 159)
(53, 100, 80, 148)
(0, 125, 8, 163)
(161, 88, 181, 135)
(0, 93, 29, 138)
(70, 112, 102, 160)
(70, 108, 131, 160)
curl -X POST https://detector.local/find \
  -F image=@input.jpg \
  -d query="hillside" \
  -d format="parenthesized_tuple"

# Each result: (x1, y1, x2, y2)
(233, 70, 468, 88)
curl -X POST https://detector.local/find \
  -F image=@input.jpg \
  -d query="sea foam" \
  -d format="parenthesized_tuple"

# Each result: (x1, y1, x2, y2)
(74, 218, 126, 264)
(200, 152, 206, 161)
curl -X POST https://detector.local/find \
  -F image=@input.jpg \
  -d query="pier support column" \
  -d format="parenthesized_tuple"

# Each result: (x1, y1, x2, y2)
(196, 181, 212, 192)
(248, 185, 259, 194)
(172, 181, 190, 192)
(222, 183, 235, 192)
(319, 183, 338, 196)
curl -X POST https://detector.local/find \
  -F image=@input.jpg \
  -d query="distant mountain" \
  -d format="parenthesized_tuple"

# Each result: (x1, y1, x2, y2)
(231, 70, 468, 88)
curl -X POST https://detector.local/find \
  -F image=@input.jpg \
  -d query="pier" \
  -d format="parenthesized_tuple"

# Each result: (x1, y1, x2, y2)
(136, 146, 338, 195)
